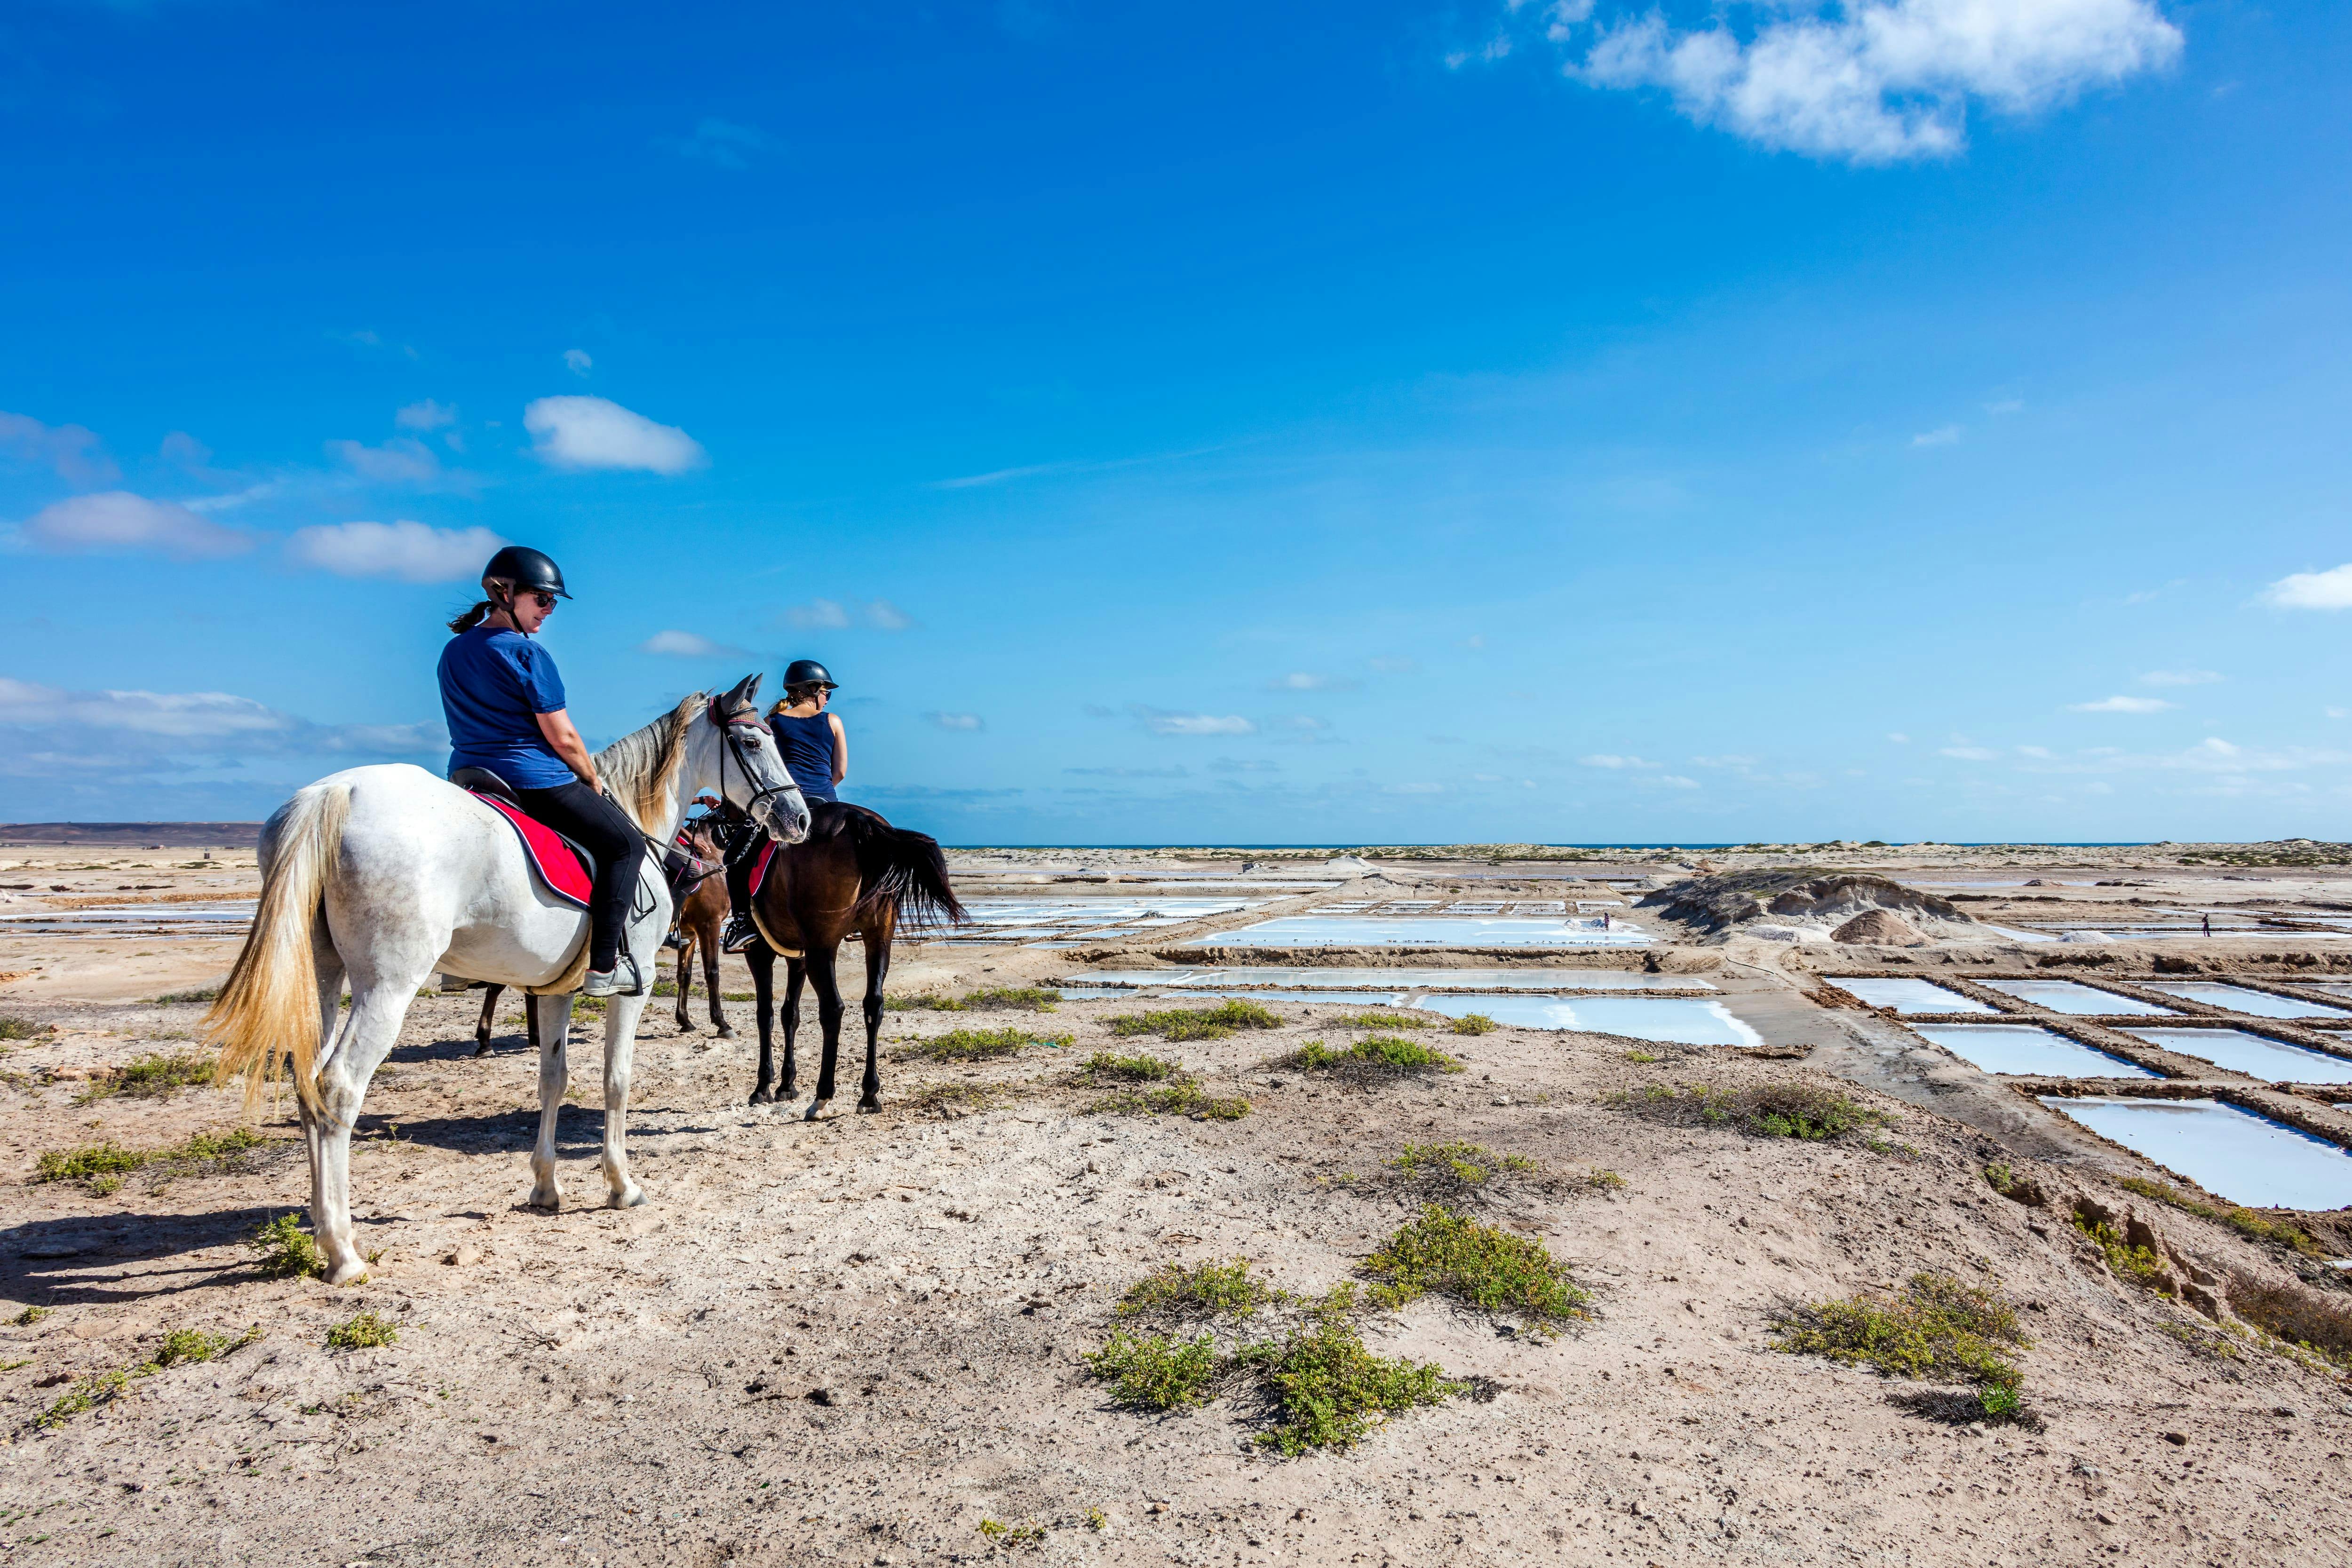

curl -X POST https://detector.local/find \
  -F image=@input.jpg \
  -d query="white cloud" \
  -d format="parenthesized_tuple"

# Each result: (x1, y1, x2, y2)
(2330, 707, 2350, 721)
(865, 600, 913, 632)
(325, 436, 442, 483)
(2017, 745, 2053, 758)
(1131, 705, 1255, 737)
(1563, 0, 2183, 163)
(1887, 732, 1910, 743)
(1267, 672, 1359, 691)
(1985, 397, 2026, 414)
(787, 598, 851, 629)
(2265, 564, 2352, 611)
(927, 711, 984, 731)
(17, 491, 253, 559)
(395, 399, 458, 431)
(0, 411, 118, 485)
(524, 396, 707, 475)
(2139, 669, 2220, 686)
(563, 348, 593, 377)
(1654, 774, 1700, 789)
(0, 676, 440, 778)
(637, 630, 752, 659)
(1911, 424, 1963, 447)
(1939, 745, 1999, 760)
(1578, 753, 1658, 769)
(285, 520, 504, 582)
(2068, 695, 2175, 713)
(1691, 754, 1758, 768)
(0, 675, 292, 739)
(159, 431, 212, 469)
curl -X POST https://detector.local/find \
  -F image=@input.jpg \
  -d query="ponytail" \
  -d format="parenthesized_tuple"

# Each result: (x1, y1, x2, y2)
(448, 578, 515, 635)
(447, 600, 494, 634)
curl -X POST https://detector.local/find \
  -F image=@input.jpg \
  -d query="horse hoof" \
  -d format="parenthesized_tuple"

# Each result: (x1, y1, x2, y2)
(803, 1099, 834, 1122)
(748, 1089, 773, 1106)
(857, 1097, 882, 1115)
(716, 1026, 738, 1040)
(528, 1185, 562, 1212)
(325, 1259, 368, 1287)
(609, 1184, 647, 1209)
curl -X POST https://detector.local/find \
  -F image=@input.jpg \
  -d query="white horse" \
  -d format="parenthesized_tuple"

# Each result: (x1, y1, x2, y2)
(204, 673, 809, 1285)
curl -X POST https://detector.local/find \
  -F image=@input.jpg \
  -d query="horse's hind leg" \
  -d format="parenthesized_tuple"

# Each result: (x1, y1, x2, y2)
(802, 946, 845, 1122)
(529, 994, 572, 1209)
(672, 930, 696, 1034)
(597, 991, 651, 1208)
(311, 961, 431, 1283)
(704, 916, 734, 1038)
(746, 942, 777, 1105)
(296, 932, 350, 1273)
(782, 956, 806, 1099)
(473, 984, 503, 1058)
(856, 917, 894, 1114)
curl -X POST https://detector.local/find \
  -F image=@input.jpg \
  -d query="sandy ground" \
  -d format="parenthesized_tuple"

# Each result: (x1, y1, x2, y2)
(1, 840, 2351, 1565)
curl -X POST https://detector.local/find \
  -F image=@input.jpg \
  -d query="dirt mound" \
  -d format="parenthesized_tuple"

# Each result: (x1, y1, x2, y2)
(1832, 908, 1921, 945)
(1639, 871, 1971, 934)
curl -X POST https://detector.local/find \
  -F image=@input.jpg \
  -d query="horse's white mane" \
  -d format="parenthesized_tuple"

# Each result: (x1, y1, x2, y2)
(595, 693, 702, 833)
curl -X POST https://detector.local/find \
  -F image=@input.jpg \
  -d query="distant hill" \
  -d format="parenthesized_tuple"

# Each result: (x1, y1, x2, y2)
(0, 822, 263, 847)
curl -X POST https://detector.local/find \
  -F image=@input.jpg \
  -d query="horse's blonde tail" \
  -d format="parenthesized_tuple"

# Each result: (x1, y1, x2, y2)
(205, 783, 350, 1116)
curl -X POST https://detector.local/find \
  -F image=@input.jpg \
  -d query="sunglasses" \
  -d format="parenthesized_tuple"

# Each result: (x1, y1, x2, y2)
(522, 590, 557, 610)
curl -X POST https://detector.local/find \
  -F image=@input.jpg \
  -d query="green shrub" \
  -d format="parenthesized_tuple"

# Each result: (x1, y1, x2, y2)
(1236, 1304, 1461, 1455)
(1336, 1012, 1425, 1030)
(0, 1016, 43, 1040)
(325, 1310, 399, 1351)
(252, 1213, 325, 1280)
(1771, 1272, 2027, 1394)
(1092, 1078, 1251, 1121)
(1086, 1330, 1220, 1411)
(1120, 1258, 1287, 1319)
(80, 1050, 215, 1101)
(1078, 1051, 1179, 1082)
(35, 1324, 259, 1427)
(1618, 1080, 1891, 1141)
(1277, 1037, 1462, 1079)
(1449, 1014, 1497, 1036)
(1390, 1140, 1537, 1187)
(902, 1027, 1070, 1061)
(1364, 1205, 1589, 1325)
(2117, 1175, 2324, 1258)
(151, 987, 220, 1004)
(1108, 1000, 1281, 1041)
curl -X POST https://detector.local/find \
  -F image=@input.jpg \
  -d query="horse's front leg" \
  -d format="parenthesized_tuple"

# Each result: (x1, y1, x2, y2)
(704, 915, 734, 1039)
(857, 923, 892, 1114)
(803, 946, 845, 1121)
(529, 994, 572, 1209)
(599, 992, 650, 1208)
(473, 984, 503, 1058)
(782, 956, 807, 1099)
(746, 942, 777, 1104)
(672, 930, 695, 1033)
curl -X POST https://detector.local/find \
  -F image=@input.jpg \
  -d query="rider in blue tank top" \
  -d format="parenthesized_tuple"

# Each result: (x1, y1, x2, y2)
(721, 658, 845, 951)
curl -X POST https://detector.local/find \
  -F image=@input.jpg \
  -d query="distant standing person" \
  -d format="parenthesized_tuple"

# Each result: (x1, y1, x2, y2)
(722, 658, 845, 952)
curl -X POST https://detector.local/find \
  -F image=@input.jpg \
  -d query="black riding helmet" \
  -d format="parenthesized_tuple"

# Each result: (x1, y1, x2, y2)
(782, 658, 837, 690)
(482, 545, 570, 599)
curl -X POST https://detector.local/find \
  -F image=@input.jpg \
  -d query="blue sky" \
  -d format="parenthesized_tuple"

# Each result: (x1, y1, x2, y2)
(3, 0, 2348, 845)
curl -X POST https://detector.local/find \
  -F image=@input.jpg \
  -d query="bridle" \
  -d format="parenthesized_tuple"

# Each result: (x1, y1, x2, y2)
(706, 695, 801, 865)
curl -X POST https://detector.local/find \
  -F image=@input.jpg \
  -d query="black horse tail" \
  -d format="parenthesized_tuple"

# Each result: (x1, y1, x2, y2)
(842, 805, 966, 935)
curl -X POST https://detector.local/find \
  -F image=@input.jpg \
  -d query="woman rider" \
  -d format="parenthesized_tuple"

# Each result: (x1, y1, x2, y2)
(437, 545, 646, 998)
(720, 657, 845, 953)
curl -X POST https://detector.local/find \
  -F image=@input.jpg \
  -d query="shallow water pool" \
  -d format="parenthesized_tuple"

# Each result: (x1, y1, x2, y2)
(1980, 979, 2182, 1017)
(1176, 989, 1409, 1006)
(1415, 994, 1762, 1047)
(2117, 1028, 2352, 1085)
(2136, 982, 2352, 1021)
(1828, 977, 1996, 1015)
(1182, 916, 1650, 950)
(1912, 1024, 2159, 1078)
(2037, 1096, 2352, 1210)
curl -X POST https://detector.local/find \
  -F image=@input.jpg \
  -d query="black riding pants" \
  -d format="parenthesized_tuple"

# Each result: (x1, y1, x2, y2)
(514, 781, 642, 972)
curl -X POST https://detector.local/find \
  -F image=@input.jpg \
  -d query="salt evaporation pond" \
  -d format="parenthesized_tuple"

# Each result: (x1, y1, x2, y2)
(1979, 979, 2182, 1017)
(1415, 994, 1762, 1047)
(1060, 966, 1708, 992)
(2136, 982, 2352, 1020)
(1178, 989, 1410, 1006)
(1912, 1024, 2159, 1078)
(2038, 1096, 2352, 1210)
(2119, 1028, 2352, 1085)
(1829, 977, 1996, 1015)
(1182, 916, 1649, 950)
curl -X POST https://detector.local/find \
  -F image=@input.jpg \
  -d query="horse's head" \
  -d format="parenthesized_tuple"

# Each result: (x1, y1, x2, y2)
(706, 673, 812, 845)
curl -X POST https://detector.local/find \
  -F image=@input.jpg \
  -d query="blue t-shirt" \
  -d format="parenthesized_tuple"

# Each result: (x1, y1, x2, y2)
(770, 710, 839, 801)
(437, 626, 575, 789)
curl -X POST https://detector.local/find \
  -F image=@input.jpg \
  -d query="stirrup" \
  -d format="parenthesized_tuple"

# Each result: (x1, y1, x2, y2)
(582, 954, 644, 998)
(721, 912, 758, 954)
(661, 930, 685, 951)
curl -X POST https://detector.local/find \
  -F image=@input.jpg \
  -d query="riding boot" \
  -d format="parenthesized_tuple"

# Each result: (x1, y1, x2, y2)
(722, 839, 760, 954)
(583, 952, 644, 998)
(721, 912, 758, 955)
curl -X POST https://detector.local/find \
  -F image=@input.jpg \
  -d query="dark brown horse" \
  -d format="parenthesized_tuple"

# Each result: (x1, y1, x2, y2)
(743, 800, 962, 1117)
(667, 811, 737, 1038)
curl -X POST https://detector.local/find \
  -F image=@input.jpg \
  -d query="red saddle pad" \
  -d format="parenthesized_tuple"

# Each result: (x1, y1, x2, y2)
(473, 792, 593, 910)
(750, 838, 779, 899)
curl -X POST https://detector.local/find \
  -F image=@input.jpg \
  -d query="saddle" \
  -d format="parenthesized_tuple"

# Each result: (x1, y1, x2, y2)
(453, 767, 595, 911)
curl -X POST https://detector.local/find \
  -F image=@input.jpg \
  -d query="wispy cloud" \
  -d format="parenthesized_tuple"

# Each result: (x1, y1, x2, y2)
(1551, 0, 2184, 164)
(1578, 753, 1658, 769)
(524, 396, 706, 475)
(637, 629, 753, 659)
(865, 600, 914, 632)
(324, 436, 444, 484)
(2068, 695, 2175, 713)
(563, 348, 593, 377)
(780, 598, 909, 632)
(1130, 705, 1255, 737)
(15, 491, 252, 559)
(0, 410, 118, 486)
(1266, 672, 1359, 692)
(929, 443, 1225, 491)
(394, 399, 458, 432)
(286, 520, 504, 582)
(1910, 424, 1962, 447)
(0, 674, 440, 780)
(2265, 564, 2352, 611)
(1939, 745, 1999, 760)
(927, 711, 984, 731)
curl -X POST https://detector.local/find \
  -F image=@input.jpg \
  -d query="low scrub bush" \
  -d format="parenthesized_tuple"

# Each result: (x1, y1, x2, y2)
(252, 1213, 325, 1280)
(1336, 1012, 1426, 1030)
(2226, 1274, 2352, 1367)
(1078, 1051, 1179, 1083)
(325, 1310, 400, 1351)
(1087, 1330, 1220, 1411)
(902, 1027, 1070, 1062)
(1771, 1272, 2028, 1407)
(0, 1015, 44, 1040)
(150, 987, 221, 1005)
(2117, 1176, 2323, 1258)
(1109, 1000, 1280, 1041)
(1618, 1080, 1891, 1141)
(1364, 1205, 1589, 1326)
(1277, 1037, 1462, 1080)
(1091, 1078, 1250, 1121)
(79, 1050, 215, 1101)
(1449, 1013, 1497, 1036)
(34, 1126, 264, 1187)
(902, 1082, 1000, 1119)
(1120, 1258, 1288, 1320)
(36, 1324, 260, 1428)
(1235, 1302, 1462, 1456)
(893, 985, 1061, 1013)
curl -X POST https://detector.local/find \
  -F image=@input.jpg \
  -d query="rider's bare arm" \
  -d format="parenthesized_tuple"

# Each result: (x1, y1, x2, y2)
(829, 713, 847, 785)
(535, 708, 602, 792)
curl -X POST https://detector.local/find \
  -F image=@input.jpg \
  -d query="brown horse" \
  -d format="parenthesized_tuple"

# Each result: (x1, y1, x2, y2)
(743, 799, 963, 1117)
(667, 810, 737, 1038)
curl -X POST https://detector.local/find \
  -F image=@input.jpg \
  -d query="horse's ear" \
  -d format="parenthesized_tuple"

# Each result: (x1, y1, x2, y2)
(721, 672, 762, 716)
